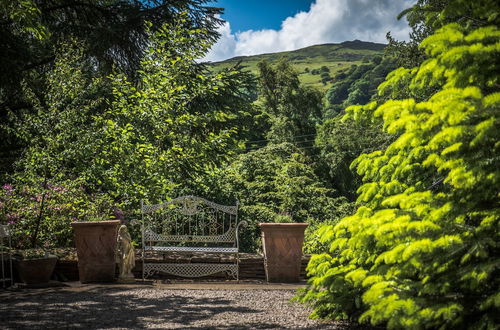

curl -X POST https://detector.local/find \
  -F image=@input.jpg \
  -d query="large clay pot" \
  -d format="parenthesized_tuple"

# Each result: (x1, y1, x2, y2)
(15, 257, 57, 284)
(71, 220, 120, 283)
(260, 223, 308, 283)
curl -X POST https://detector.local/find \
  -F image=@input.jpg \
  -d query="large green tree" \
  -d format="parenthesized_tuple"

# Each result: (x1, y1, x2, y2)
(218, 143, 351, 252)
(0, 0, 223, 177)
(315, 116, 391, 201)
(299, 4, 499, 329)
(7, 13, 254, 247)
(97, 16, 253, 203)
(257, 59, 322, 147)
(317, 55, 395, 200)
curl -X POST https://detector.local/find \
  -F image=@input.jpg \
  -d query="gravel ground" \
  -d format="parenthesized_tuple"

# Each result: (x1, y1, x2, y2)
(0, 285, 357, 329)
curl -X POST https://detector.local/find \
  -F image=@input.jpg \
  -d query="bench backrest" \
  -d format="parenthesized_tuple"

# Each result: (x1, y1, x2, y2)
(141, 196, 239, 245)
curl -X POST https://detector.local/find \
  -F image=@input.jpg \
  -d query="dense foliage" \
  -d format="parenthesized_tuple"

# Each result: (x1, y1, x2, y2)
(2, 11, 254, 248)
(0, 0, 222, 177)
(1, 1, 386, 253)
(298, 12, 499, 330)
(257, 59, 323, 146)
(324, 55, 396, 118)
(216, 143, 352, 252)
(315, 117, 391, 201)
(0, 181, 114, 248)
(95, 17, 254, 204)
(2, 4, 498, 326)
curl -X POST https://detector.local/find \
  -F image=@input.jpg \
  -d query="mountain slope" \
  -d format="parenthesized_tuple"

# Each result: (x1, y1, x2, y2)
(208, 40, 386, 91)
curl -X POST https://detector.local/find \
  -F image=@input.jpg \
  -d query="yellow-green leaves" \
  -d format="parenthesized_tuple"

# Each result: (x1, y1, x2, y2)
(418, 24, 500, 89)
(300, 20, 500, 330)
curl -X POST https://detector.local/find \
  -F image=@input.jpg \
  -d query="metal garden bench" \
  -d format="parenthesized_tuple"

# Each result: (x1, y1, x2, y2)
(141, 196, 246, 280)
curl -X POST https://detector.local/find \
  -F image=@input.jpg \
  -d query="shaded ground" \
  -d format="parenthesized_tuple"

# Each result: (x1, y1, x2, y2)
(0, 283, 355, 329)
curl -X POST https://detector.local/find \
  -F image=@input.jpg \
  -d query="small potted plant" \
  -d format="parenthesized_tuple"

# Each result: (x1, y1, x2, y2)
(260, 213, 308, 283)
(1, 182, 59, 285)
(14, 248, 57, 284)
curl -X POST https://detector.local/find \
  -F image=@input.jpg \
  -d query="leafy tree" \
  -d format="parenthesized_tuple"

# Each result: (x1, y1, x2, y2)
(0, 0, 222, 94)
(257, 59, 322, 146)
(7, 13, 254, 246)
(5, 40, 118, 249)
(401, 0, 499, 32)
(324, 57, 397, 118)
(386, 0, 500, 70)
(0, 0, 223, 178)
(298, 20, 500, 330)
(316, 56, 395, 198)
(97, 16, 254, 204)
(315, 117, 391, 201)
(218, 143, 350, 253)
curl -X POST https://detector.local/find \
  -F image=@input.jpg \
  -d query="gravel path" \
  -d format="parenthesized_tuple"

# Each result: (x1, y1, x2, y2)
(0, 285, 356, 329)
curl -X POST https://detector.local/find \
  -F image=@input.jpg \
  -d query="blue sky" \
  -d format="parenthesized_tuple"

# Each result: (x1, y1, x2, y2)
(203, 0, 414, 62)
(207, 0, 315, 32)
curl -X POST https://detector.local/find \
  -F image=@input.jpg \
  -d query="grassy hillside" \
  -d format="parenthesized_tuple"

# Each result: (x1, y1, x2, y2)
(208, 40, 385, 91)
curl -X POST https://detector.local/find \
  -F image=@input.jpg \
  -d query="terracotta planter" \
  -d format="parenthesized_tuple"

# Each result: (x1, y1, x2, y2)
(71, 220, 120, 283)
(15, 257, 57, 284)
(260, 223, 308, 283)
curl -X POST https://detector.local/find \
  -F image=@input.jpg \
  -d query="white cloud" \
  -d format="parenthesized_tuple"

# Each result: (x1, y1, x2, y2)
(202, 0, 414, 62)
(201, 19, 237, 62)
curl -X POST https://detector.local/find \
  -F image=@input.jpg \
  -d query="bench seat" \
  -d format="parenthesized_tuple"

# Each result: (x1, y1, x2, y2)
(144, 246, 238, 253)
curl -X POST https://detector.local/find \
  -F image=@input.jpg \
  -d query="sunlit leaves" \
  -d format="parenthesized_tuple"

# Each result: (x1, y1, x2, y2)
(299, 21, 500, 329)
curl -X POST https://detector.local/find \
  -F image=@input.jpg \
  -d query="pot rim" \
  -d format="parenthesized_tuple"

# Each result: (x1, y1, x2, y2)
(71, 220, 121, 227)
(259, 223, 308, 228)
(15, 256, 58, 262)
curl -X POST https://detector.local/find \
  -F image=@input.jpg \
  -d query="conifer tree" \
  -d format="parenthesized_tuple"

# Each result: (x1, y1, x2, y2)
(299, 15, 499, 330)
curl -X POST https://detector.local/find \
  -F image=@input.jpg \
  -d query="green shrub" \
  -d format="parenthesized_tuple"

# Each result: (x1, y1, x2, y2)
(218, 143, 351, 253)
(0, 180, 115, 248)
(298, 23, 500, 329)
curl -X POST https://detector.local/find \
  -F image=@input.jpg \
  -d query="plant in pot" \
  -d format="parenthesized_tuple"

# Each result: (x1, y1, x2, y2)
(71, 196, 121, 283)
(14, 248, 57, 285)
(1, 182, 60, 285)
(260, 212, 308, 283)
(1, 180, 119, 284)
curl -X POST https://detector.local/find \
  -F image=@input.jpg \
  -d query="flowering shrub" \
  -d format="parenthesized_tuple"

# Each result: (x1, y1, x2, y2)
(0, 180, 115, 249)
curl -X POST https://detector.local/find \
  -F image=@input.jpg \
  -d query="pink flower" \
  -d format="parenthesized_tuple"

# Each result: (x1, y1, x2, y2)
(46, 183, 68, 193)
(2, 183, 13, 192)
(6, 213, 19, 225)
(55, 185, 69, 193)
(30, 195, 43, 202)
(48, 205, 63, 211)
(7, 213, 18, 220)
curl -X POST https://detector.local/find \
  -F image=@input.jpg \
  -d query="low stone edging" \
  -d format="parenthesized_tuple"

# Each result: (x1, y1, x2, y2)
(53, 253, 311, 281)
(3, 251, 311, 283)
